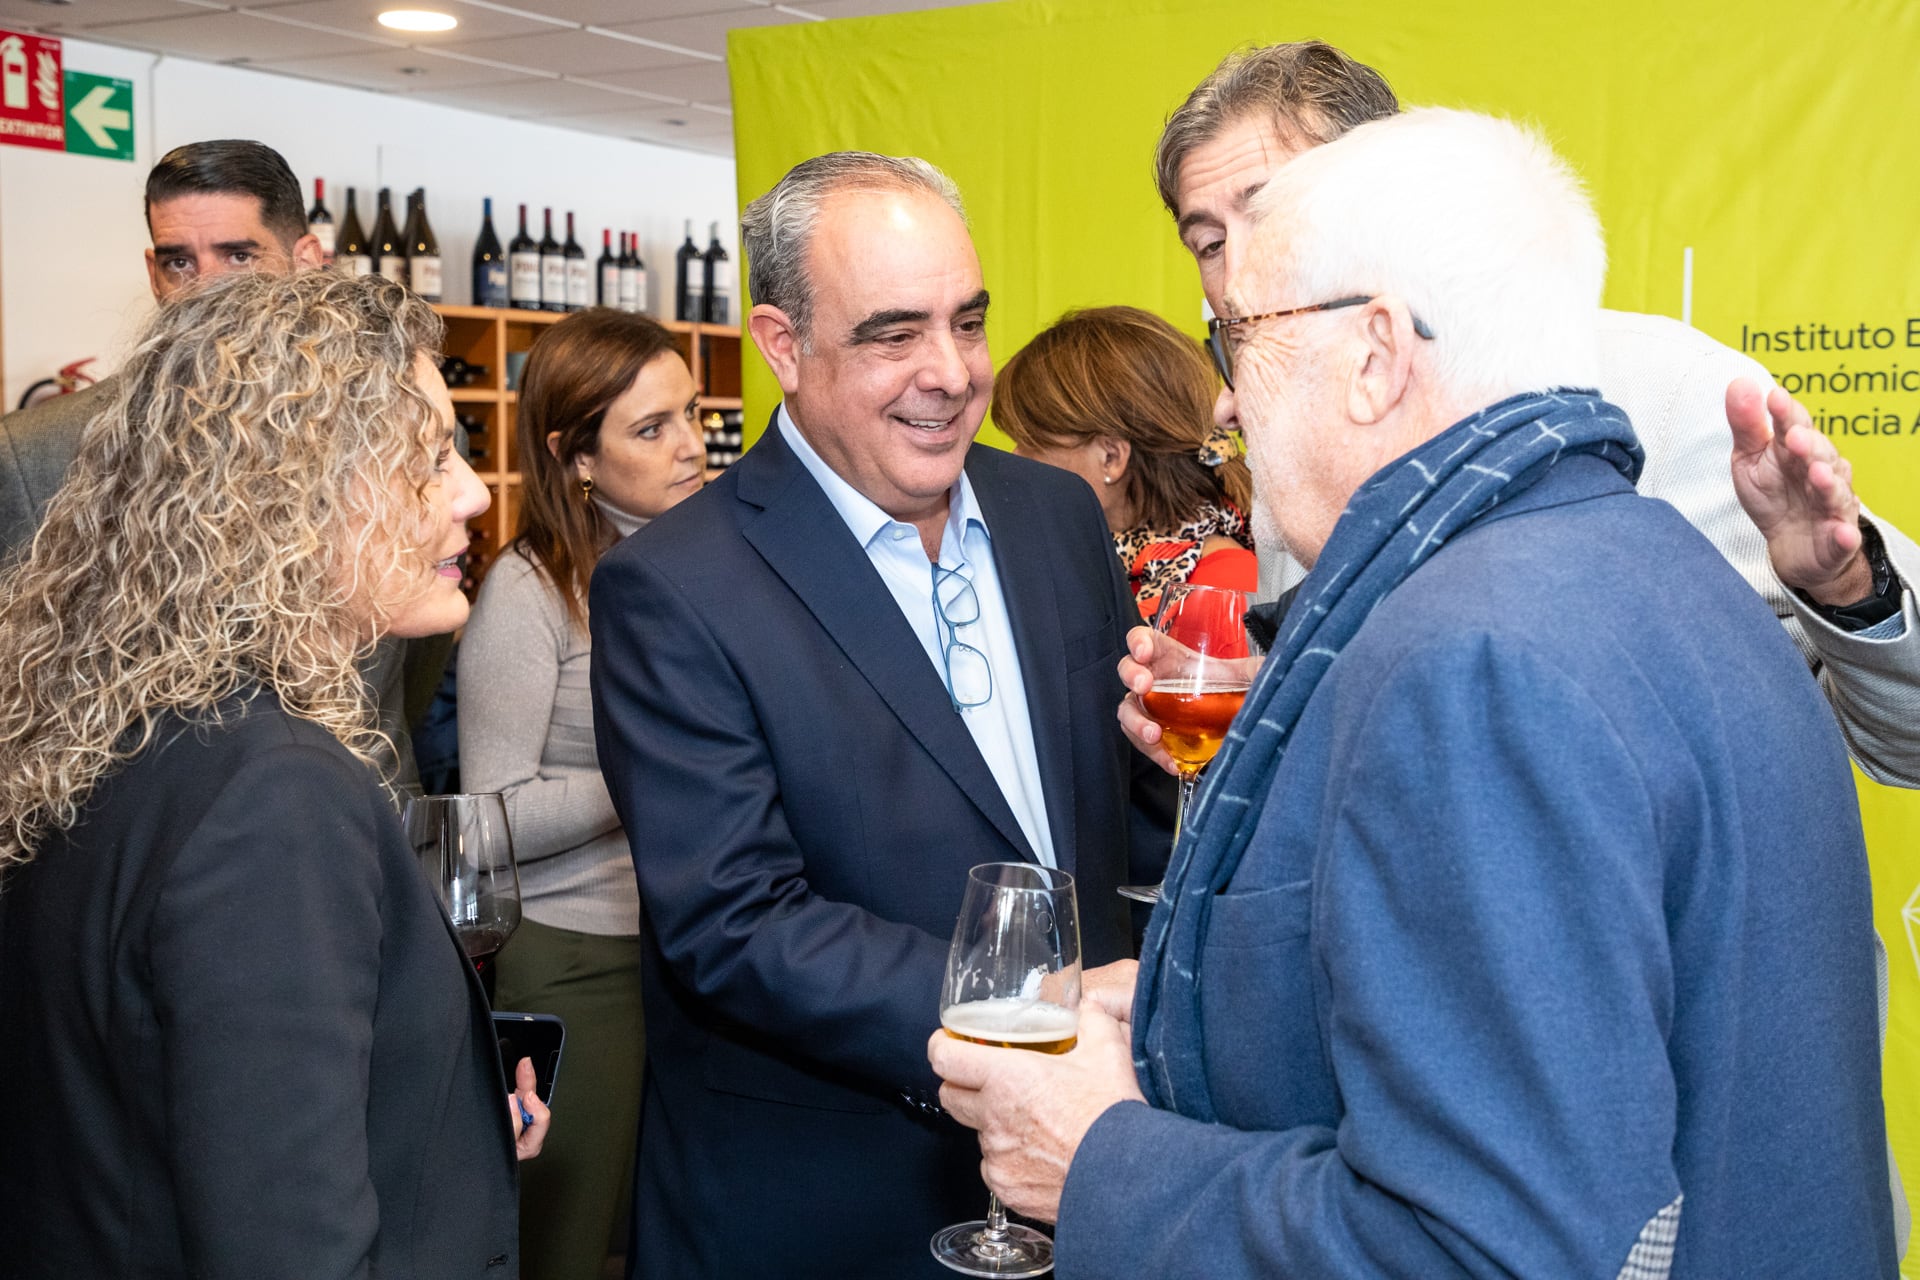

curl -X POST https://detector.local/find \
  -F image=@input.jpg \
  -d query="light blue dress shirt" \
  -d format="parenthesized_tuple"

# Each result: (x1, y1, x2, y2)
(1854, 614, 1905, 641)
(776, 406, 1057, 868)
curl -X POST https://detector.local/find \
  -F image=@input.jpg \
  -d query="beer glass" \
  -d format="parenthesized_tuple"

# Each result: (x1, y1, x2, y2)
(932, 863, 1081, 1276)
(405, 793, 521, 995)
(1118, 583, 1258, 903)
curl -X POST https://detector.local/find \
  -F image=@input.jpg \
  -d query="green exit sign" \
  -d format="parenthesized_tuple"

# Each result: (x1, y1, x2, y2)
(64, 70, 131, 161)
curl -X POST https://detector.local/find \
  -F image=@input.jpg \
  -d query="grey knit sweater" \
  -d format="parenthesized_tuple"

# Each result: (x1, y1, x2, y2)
(458, 532, 640, 937)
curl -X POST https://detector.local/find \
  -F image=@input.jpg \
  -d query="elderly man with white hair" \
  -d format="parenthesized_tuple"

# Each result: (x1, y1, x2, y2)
(930, 108, 1896, 1278)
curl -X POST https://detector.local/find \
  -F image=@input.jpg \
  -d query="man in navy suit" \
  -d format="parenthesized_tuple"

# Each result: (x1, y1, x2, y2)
(932, 111, 1894, 1276)
(589, 151, 1173, 1278)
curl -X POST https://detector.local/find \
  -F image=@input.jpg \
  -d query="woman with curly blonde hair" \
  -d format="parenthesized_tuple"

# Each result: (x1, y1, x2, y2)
(0, 270, 547, 1278)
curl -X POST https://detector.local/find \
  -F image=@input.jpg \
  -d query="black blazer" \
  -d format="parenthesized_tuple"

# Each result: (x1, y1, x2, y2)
(589, 422, 1174, 1278)
(0, 697, 518, 1279)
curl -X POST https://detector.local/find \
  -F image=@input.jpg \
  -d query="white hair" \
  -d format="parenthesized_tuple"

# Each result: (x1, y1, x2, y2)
(1247, 107, 1605, 402)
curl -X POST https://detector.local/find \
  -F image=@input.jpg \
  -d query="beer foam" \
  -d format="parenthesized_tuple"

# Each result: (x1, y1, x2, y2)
(941, 997, 1078, 1043)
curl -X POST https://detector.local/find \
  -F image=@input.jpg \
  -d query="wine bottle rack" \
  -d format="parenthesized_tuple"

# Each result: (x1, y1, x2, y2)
(434, 303, 743, 591)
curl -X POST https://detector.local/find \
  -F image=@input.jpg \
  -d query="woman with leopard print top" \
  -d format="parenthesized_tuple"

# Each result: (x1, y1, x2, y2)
(995, 305, 1256, 619)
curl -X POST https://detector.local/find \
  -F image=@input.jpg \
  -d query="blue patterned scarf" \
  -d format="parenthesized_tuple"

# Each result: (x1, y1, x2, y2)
(1134, 389, 1643, 1119)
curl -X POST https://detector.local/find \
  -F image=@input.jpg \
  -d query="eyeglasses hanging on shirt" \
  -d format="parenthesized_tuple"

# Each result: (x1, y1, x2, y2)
(932, 563, 994, 712)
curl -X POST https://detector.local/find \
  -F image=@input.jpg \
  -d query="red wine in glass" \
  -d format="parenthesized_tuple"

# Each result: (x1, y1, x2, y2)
(405, 793, 522, 995)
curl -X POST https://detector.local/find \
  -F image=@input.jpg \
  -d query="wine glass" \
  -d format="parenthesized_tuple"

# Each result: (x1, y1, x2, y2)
(405, 793, 521, 995)
(1118, 583, 1259, 903)
(932, 862, 1081, 1277)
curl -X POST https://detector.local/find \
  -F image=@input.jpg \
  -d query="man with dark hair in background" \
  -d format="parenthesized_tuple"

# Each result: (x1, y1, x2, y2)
(139, 137, 324, 300)
(0, 140, 322, 556)
(1, 139, 323, 554)
(0, 140, 421, 790)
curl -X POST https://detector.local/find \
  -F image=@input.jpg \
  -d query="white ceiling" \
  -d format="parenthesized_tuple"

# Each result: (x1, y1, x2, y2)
(0, 0, 983, 157)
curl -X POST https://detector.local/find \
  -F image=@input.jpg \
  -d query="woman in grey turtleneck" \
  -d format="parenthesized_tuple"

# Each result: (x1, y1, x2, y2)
(459, 309, 706, 1280)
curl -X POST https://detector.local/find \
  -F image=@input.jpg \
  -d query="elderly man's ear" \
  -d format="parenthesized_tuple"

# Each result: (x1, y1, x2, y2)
(1346, 297, 1421, 427)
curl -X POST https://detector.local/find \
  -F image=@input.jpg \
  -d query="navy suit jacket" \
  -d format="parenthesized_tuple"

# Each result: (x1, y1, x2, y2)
(590, 419, 1174, 1278)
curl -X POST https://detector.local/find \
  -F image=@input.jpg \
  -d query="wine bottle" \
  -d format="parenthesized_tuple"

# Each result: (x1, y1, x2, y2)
(439, 356, 484, 388)
(472, 197, 508, 309)
(373, 188, 405, 283)
(598, 228, 621, 308)
(406, 188, 442, 303)
(307, 178, 335, 266)
(337, 187, 372, 277)
(399, 191, 420, 286)
(616, 233, 639, 312)
(629, 231, 649, 314)
(675, 219, 703, 323)
(509, 203, 541, 311)
(539, 207, 566, 313)
(564, 212, 591, 312)
(702, 220, 732, 325)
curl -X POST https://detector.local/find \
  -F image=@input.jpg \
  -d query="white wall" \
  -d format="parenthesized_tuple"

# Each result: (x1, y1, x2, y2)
(0, 37, 736, 408)
(0, 40, 158, 410)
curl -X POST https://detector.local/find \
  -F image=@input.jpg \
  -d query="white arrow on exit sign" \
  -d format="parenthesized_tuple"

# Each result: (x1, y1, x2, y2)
(70, 82, 128, 149)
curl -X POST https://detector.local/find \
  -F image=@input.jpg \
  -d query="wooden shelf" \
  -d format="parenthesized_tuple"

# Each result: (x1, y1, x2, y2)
(432, 303, 504, 322)
(435, 303, 742, 591)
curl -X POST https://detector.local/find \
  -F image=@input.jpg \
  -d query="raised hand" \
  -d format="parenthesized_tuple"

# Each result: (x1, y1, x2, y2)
(1726, 377, 1873, 606)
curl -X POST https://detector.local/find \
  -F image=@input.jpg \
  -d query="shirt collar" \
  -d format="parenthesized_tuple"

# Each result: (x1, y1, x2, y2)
(776, 403, 990, 558)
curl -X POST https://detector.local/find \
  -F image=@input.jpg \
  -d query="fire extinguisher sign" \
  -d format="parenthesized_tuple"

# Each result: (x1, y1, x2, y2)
(0, 29, 64, 151)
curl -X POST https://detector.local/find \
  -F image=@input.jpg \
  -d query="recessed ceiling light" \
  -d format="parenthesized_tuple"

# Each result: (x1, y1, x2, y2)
(378, 9, 458, 32)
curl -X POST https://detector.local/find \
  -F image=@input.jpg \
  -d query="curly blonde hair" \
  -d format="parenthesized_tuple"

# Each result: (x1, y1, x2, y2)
(0, 270, 446, 866)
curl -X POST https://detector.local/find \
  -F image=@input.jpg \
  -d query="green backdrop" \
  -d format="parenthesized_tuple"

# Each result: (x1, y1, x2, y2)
(730, 0, 1920, 1245)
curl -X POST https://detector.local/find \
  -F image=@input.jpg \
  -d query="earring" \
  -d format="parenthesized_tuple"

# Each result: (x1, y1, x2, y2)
(580, 476, 595, 500)
(1103, 475, 1115, 485)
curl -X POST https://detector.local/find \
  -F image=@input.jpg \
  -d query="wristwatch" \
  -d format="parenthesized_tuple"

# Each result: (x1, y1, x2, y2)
(1803, 520, 1901, 631)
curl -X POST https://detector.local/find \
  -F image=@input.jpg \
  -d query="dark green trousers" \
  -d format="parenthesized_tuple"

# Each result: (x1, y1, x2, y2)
(494, 918, 645, 1280)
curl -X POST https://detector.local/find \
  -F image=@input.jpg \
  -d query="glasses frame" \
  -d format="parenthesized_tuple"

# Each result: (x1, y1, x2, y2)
(1207, 294, 1435, 390)
(933, 563, 993, 713)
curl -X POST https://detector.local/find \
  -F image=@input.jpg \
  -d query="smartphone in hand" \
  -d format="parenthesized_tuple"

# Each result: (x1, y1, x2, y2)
(492, 1011, 565, 1105)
